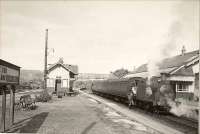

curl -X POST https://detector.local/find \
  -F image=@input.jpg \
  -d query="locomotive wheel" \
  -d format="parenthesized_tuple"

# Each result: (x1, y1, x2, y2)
(135, 101, 139, 107)
(153, 107, 160, 114)
(139, 102, 145, 109)
(114, 98, 119, 102)
(118, 98, 123, 103)
(146, 103, 153, 112)
(144, 104, 150, 111)
(149, 106, 154, 113)
(137, 101, 142, 108)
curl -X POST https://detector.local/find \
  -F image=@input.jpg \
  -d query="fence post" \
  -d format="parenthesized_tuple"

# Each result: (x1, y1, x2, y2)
(9, 85, 15, 127)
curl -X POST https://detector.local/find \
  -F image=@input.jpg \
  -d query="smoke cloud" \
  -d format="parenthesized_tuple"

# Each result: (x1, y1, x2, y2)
(147, 19, 182, 79)
(167, 98, 197, 119)
(147, 0, 199, 78)
(159, 85, 197, 119)
(146, 2, 198, 118)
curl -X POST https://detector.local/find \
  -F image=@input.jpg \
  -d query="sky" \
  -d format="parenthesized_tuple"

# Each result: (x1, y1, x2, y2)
(0, 0, 199, 74)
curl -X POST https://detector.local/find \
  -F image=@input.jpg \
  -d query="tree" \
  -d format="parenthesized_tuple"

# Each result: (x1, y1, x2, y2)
(111, 68, 129, 78)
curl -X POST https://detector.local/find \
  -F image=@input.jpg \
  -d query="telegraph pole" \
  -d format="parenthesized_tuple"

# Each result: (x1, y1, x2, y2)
(44, 29, 48, 90)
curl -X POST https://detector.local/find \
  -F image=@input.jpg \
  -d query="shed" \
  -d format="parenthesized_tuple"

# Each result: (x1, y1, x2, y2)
(0, 59, 20, 132)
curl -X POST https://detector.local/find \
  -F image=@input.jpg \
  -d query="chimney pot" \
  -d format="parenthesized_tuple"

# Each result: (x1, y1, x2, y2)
(181, 46, 186, 56)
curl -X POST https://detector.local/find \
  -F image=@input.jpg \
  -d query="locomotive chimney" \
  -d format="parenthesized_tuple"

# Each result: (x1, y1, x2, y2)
(160, 72, 170, 85)
(161, 73, 168, 81)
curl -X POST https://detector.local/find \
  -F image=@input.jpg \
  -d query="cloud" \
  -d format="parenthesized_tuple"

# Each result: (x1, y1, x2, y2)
(0, 1, 198, 73)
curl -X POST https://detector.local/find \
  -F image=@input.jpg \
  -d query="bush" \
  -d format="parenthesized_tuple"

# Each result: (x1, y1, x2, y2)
(35, 90, 52, 102)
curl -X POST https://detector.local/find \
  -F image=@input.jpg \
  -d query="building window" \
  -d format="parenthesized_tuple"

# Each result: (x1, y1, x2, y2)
(1, 75, 6, 80)
(62, 79, 68, 88)
(176, 83, 189, 92)
(2, 67, 7, 73)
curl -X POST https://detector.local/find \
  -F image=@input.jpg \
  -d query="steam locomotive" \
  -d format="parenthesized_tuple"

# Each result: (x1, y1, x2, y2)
(91, 77, 175, 113)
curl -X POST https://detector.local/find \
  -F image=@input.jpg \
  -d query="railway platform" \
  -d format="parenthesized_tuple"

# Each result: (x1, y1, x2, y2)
(1, 90, 160, 134)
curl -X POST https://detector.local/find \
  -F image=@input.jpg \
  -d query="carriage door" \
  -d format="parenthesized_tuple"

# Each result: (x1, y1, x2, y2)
(55, 79, 61, 94)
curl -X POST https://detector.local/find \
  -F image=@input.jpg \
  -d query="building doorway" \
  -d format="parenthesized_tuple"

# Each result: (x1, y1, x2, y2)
(55, 79, 61, 93)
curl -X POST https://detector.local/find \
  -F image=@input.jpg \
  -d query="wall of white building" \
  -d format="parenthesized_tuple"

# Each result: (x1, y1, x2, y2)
(47, 66, 70, 88)
(192, 62, 199, 74)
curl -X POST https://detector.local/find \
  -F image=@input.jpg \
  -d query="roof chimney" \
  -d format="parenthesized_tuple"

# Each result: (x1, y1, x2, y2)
(181, 45, 186, 56)
(58, 57, 64, 64)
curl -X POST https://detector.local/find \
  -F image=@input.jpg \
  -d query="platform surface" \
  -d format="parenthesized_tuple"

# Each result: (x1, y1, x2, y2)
(1, 91, 160, 134)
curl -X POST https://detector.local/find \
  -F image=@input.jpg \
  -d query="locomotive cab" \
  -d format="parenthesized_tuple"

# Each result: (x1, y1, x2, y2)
(130, 76, 171, 112)
(127, 77, 144, 108)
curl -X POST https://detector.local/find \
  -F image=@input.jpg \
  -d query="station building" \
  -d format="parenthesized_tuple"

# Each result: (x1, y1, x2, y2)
(124, 48, 199, 106)
(46, 58, 78, 93)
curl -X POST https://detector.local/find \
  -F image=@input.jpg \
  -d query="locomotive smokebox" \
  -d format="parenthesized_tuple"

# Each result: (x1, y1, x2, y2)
(161, 72, 168, 80)
(159, 73, 174, 102)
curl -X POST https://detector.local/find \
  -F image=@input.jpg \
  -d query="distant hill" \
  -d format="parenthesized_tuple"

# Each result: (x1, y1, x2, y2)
(20, 70, 43, 83)
(20, 70, 118, 82)
(77, 73, 110, 80)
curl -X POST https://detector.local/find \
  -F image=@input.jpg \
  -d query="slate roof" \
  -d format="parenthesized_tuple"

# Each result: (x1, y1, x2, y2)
(0, 59, 20, 70)
(48, 61, 78, 75)
(63, 64, 78, 75)
(126, 50, 199, 77)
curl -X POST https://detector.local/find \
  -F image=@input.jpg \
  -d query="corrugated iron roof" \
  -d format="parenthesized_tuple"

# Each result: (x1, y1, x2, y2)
(0, 59, 21, 70)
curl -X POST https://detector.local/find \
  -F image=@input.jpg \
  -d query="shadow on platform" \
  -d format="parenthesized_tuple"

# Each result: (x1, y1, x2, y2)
(8, 112, 49, 133)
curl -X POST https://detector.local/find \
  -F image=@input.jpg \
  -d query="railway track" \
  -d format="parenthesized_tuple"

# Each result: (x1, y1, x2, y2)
(151, 113, 197, 134)
(163, 115, 197, 129)
(129, 107, 197, 134)
(89, 92, 198, 134)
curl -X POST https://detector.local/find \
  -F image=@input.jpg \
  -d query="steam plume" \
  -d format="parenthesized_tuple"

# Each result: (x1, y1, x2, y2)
(146, 1, 198, 119)
(159, 85, 197, 119)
